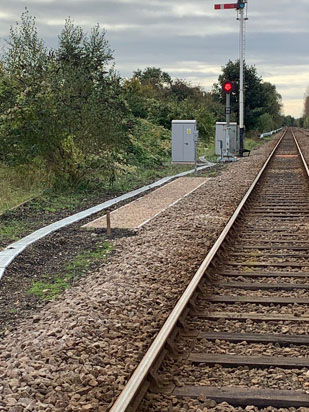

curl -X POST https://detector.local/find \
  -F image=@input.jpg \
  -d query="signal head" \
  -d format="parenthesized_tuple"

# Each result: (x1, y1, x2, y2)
(222, 80, 235, 94)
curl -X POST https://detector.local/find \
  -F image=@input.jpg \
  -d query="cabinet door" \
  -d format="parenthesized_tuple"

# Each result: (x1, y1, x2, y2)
(183, 126, 195, 162)
(172, 123, 184, 162)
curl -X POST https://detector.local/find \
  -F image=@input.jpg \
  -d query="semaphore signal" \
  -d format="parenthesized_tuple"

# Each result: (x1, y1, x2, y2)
(214, 4, 238, 9)
(215, 0, 248, 156)
(214, 1, 245, 10)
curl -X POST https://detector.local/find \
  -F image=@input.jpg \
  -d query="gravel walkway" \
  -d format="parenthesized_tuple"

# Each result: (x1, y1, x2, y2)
(0, 135, 285, 411)
(84, 177, 207, 230)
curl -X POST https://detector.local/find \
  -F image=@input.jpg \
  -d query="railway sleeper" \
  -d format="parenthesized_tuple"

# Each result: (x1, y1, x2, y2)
(188, 353, 309, 369)
(224, 261, 309, 268)
(196, 331, 309, 345)
(202, 295, 309, 305)
(173, 386, 309, 408)
(216, 271, 309, 277)
(193, 311, 309, 322)
(214, 282, 309, 290)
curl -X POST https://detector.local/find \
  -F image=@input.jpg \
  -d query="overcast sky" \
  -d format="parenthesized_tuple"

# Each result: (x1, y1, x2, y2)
(0, 0, 308, 118)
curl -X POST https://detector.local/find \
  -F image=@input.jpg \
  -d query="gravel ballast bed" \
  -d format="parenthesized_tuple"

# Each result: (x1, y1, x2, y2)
(140, 393, 308, 412)
(168, 364, 307, 391)
(188, 319, 309, 335)
(215, 276, 309, 284)
(209, 287, 309, 298)
(188, 339, 309, 358)
(295, 129, 309, 166)
(197, 302, 309, 315)
(0, 135, 294, 411)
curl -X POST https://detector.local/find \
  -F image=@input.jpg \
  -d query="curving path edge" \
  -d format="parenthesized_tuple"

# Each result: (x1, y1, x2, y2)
(0, 163, 214, 280)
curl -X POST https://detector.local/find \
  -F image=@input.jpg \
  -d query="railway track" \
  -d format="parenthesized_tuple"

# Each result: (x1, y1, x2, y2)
(111, 128, 309, 411)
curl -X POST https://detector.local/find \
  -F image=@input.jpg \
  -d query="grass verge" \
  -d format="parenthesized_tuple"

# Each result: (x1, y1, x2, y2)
(0, 219, 29, 243)
(0, 161, 194, 217)
(0, 133, 270, 241)
(199, 135, 266, 161)
(0, 164, 47, 214)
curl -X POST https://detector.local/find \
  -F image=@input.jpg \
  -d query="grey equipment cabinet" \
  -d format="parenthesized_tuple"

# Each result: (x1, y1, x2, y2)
(172, 120, 198, 163)
(215, 122, 240, 156)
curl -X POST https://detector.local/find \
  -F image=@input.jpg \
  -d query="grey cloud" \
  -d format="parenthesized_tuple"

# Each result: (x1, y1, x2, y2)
(0, 0, 308, 116)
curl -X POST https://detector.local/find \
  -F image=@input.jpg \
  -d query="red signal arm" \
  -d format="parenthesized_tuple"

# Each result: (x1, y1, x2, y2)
(214, 3, 237, 9)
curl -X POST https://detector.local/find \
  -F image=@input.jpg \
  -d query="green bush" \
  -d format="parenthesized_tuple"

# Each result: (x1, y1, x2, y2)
(127, 118, 171, 166)
(257, 113, 275, 133)
(0, 11, 131, 186)
(304, 116, 309, 129)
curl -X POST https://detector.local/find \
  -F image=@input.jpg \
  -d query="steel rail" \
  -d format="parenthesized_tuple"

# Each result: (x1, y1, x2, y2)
(292, 128, 309, 178)
(110, 129, 287, 412)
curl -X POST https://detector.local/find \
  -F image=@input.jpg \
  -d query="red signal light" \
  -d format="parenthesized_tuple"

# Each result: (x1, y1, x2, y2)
(222, 80, 234, 94)
(224, 82, 232, 92)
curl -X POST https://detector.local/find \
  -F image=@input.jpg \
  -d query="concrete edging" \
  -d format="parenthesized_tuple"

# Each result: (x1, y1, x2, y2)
(0, 163, 214, 280)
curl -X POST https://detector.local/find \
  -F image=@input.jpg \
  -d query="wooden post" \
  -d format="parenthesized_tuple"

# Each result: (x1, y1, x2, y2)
(106, 210, 112, 237)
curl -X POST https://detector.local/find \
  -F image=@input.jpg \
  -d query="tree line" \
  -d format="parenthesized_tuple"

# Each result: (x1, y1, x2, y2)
(303, 88, 309, 128)
(0, 10, 285, 187)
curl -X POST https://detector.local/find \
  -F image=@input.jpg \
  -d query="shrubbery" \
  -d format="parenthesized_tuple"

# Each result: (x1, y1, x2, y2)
(0, 10, 286, 193)
(0, 11, 132, 185)
(127, 118, 171, 167)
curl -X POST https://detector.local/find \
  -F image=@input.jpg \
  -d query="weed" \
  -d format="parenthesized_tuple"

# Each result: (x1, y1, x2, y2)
(245, 137, 263, 151)
(199, 141, 217, 162)
(0, 163, 47, 214)
(109, 162, 192, 194)
(28, 239, 113, 300)
(206, 169, 219, 177)
(65, 241, 113, 273)
(29, 194, 79, 213)
(44, 207, 57, 213)
(0, 220, 28, 242)
(197, 135, 270, 163)
(28, 275, 72, 300)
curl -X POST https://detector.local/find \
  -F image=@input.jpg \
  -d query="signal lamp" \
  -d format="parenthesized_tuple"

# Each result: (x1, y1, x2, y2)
(222, 80, 235, 94)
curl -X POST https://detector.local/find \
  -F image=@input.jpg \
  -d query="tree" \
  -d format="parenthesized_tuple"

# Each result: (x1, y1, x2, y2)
(133, 67, 172, 90)
(124, 68, 220, 143)
(0, 11, 132, 184)
(260, 82, 282, 128)
(305, 97, 309, 118)
(169, 79, 203, 102)
(212, 60, 282, 130)
(303, 86, 309, 119)
(257, 113, 274, 133)
(282, 115, 296, 127)
(0, 9, 50, 164)
(123, 77, 149, 118)
(297, 117, 304, 128)
(304, 116, 309, 129)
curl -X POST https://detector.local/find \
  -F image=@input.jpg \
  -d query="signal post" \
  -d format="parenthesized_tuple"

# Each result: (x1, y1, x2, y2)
(215, 0, 247, 156)
(219, 81, 237, 162)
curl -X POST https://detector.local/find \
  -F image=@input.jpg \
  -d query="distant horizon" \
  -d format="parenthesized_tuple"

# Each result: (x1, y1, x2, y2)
(0, 0, 308, 118)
